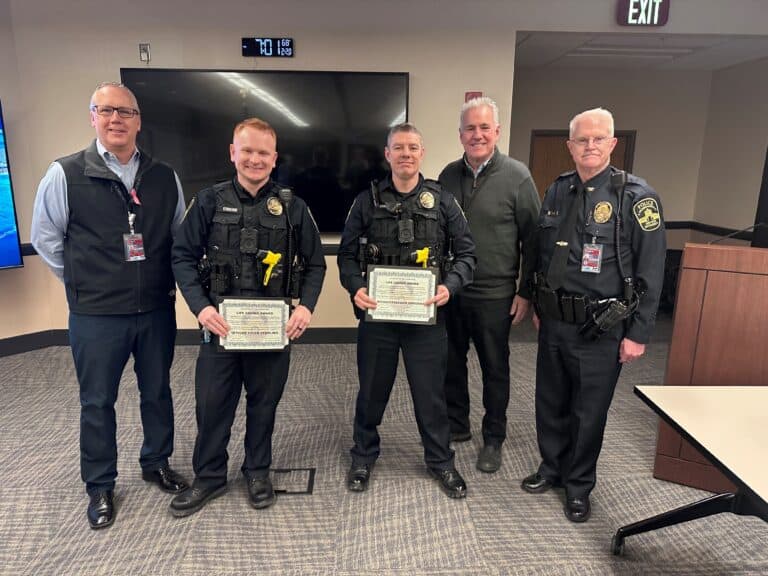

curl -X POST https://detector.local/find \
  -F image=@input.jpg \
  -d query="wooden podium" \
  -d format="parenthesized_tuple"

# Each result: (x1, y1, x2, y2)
(654, 243, 768, 492)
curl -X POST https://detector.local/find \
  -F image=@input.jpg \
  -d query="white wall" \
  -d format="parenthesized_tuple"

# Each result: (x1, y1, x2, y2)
(2, 0, 768, 338)
(509, 67, 712, 222)
(695, 57, 768, 229)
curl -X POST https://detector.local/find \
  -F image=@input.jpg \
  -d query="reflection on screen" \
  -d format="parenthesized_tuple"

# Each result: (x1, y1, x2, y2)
(121, 69, 408, 233)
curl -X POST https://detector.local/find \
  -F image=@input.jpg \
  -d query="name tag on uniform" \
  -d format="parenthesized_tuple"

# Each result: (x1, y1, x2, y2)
(581, 243, 602, 273)
(123, 233, 146, 261)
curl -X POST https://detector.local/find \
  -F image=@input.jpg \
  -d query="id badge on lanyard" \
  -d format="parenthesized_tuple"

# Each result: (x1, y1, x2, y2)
(581, 242, 602, 273)
(123, 211, 146, 261)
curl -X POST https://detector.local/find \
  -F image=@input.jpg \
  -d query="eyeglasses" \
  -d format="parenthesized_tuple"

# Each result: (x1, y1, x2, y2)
(570, 136, 612, 147)
(90, 105, 140, 119)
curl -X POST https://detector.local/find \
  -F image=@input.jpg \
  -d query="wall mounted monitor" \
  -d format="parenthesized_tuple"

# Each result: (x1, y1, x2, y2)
(0, 101, 23, 270)
(121, 69, 409, 233)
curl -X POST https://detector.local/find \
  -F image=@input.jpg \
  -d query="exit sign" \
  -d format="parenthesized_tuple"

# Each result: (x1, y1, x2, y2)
(617, 0, 670, 26)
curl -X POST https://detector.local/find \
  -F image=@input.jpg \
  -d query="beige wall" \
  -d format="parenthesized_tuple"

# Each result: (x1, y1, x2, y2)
(3, 0, 768, 338)
(2, 1, 519, 337)
(695, 57, 768, 229)
(509, 67, 712, 222)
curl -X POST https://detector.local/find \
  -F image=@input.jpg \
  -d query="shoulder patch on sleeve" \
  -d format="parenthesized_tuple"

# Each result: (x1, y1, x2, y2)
(632, 197, 661, 231)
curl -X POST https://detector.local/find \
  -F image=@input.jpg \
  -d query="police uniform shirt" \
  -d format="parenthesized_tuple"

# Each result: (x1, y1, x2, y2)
(338, 175, 476, 299)
(172, 178, 326, 317)
(537, 165, 666, 343)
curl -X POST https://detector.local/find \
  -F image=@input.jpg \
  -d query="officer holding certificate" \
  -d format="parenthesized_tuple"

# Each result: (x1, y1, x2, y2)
(170, 118, 325, 516)
(338, 122, 476, 498)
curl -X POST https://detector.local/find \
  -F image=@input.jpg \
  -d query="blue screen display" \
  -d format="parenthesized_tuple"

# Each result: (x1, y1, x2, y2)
(0, 102, 23, 270)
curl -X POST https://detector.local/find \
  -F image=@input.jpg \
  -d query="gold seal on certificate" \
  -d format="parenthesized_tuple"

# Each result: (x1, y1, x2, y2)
(218, 297, 290, 351)
(366, 265, 438, 325)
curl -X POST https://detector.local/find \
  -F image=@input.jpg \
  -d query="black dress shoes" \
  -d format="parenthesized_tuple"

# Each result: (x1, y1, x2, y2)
(169, 483, 227, 518)
(565, 496, 591, 523)
(429, 467, 467, 499)
(87, 490, 115, 530)
(247, 476, 276, 509)
(476, 444, 502, 473)
(142, 465, 189, 494)
(347, 462, 373, 492)
(521, 472, 555, 494)
(449, 431, 472, 443)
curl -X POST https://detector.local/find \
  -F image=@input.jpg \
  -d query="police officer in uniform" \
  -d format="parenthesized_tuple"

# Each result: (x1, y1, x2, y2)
(170, 118, 326, 516)
(338, 123, 476, 498)
(521, 108, 665, 522)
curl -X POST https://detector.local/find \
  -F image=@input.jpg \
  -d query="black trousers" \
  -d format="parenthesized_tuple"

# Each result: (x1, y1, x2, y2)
(69, 308, 176, 495)
(535, 318, 623, 498)
(192, 341, 290, 488)
(445, 294, 513, 445)
(351, 318, 454, 470)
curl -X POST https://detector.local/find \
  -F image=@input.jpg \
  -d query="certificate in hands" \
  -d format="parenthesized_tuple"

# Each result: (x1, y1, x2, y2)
(366, 265, 438, 325)
(218, 297, 290, 351)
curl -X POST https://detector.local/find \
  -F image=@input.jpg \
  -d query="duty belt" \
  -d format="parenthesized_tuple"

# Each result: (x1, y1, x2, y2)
(534, 285, 593, 324)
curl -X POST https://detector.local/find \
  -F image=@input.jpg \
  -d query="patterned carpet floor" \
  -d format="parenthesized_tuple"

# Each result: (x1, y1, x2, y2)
(1, 321, 766, 575)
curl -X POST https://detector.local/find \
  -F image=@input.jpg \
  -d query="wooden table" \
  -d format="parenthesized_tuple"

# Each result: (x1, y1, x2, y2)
(612, 385, 768, 555)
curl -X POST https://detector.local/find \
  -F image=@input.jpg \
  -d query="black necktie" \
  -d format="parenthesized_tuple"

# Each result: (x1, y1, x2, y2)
(546, 184, 584, 290)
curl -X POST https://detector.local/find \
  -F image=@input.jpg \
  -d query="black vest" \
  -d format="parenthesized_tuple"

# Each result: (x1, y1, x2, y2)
(59, 142, 178, 314)
(366, 179, 444, 268)
(206, 180, 292, 300)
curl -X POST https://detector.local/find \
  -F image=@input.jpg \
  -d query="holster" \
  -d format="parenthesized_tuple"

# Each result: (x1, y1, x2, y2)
(290, 258, 305, 299)
(535, 284, 562, 321)
(579, 299, 630, 341)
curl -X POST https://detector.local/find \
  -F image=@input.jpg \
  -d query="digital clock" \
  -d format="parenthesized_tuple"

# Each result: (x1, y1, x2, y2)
(242, 37, 295, 58)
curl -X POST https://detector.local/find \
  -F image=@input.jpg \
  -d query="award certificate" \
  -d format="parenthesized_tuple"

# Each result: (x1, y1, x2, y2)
(218, 297, 290, 351)
(366, 265, 438, 325)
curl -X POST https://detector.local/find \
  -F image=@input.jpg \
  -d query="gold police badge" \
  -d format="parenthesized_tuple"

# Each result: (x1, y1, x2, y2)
(593, 201, 613, 224)
(632, 198, 661, 231)
(267, 197, 283, 216)
(419, 191, 435, 209)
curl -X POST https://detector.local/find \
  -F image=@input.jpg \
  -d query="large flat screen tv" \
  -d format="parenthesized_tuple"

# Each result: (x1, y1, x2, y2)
(0, 101, 23, 270)
(121, 69, 409, 233)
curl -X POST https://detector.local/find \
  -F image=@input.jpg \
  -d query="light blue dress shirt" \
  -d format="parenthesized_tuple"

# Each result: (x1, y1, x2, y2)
(31, 140, 186, 281)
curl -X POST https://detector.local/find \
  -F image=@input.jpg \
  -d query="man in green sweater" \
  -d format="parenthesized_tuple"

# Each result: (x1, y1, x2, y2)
(439, 97, 541, 473)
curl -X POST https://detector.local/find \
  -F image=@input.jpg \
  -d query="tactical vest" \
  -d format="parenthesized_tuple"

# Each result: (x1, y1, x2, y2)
(365, 179, 444, 269)
(206, 181, 291, 300)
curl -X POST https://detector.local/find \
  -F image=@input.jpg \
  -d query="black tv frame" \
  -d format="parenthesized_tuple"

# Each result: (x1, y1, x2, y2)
(120, 68, 409, 234)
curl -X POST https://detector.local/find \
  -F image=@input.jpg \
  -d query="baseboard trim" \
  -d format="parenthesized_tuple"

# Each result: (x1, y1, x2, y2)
(1, 327, 358, 357)
(0, 330, 70, 356)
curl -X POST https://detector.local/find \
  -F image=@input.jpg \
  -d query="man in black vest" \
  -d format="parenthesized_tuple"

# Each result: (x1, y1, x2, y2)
(522, 108, 666, 522)
(338, 123, 476, 498)
(170, 118, 326, 516)
(31, 82, 188, 529)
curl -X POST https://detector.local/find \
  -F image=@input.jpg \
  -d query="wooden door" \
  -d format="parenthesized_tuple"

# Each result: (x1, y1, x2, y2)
(528, 130, 636, 198)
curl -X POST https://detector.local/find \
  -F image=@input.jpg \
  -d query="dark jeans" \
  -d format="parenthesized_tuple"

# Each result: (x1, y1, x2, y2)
(351, 318, 454, 470)
(535, 318, 623, 498)
(69, 307, 176, 495)
(445, 294, 513, 445)
(192, 341, 291, 488)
